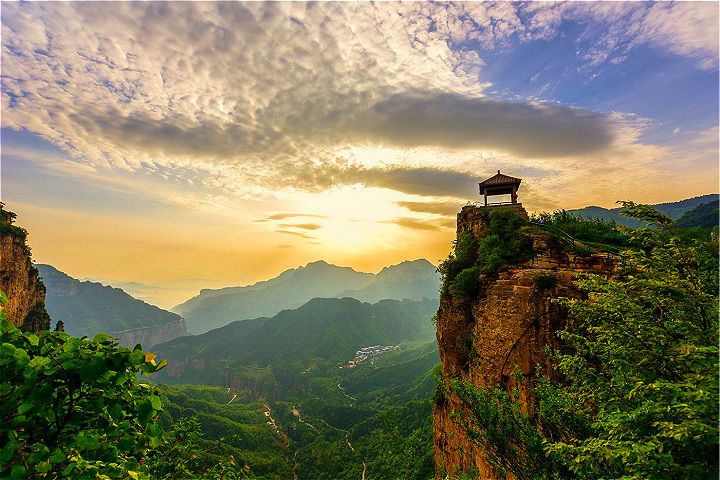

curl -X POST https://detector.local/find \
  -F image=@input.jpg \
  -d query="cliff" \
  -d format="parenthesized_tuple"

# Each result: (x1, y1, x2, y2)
(37, 264, 187, 349)
(0, 207, 50, 331)
(433, 205, 619, 479)
(110, 318, 187, 350)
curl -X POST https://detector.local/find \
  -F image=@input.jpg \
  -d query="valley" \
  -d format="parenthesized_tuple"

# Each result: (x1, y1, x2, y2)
(2, 194, 717, 479)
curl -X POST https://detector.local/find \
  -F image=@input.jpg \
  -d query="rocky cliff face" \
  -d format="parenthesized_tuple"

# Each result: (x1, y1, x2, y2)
(111, 318, 187, 350)
(0, 230, 50, 331)
(433, 205, 618, 479)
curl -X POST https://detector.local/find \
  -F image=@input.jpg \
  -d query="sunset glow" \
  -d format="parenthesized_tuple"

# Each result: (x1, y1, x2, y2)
(2, 2, 717, 305)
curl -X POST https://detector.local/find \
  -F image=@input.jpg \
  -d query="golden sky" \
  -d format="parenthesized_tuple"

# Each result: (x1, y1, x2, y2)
(1, 2, 718, 304)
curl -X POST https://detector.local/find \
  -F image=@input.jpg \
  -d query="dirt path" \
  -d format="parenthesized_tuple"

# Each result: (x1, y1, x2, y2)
(262, 403, 289, 447)
(292, 406, 318, 432)
(337, 383, 357, 402)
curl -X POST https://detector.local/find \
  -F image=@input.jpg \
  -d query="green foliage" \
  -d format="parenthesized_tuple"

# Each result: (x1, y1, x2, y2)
(145, 416, 254, 480)
(451, 203, 718, 480)
(448, 266, 482, 299)
(0, 202, 30, 254)
(362, 412, 434, 480)
(437, 231, 479, 286)
(20, 301, 51, 332)
(432, 365, 446, 406)
(449, 377, 564, 480)
(476, 209, 534, 274)
(543, 202, 719, 480)
(532, 209, 630, 247)
(533, 273, 558, 291)
(157, 385, 291, 478)
(439, 209, 533, 300)
(0, 317, 165, 479)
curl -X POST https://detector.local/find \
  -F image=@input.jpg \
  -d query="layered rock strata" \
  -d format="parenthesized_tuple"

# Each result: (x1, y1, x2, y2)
(0, 231, 50, 331)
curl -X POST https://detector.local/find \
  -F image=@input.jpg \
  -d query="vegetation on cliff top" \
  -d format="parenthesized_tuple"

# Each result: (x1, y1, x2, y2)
(445, 203, 719, 480)
(438, 208, 534, 299)
(0, 203, 30, 255)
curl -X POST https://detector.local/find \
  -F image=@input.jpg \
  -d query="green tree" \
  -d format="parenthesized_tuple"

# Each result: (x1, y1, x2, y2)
(542, 202, 719, 480)
(0, 291, 166, 479)
(145, 415, 253, 480)
(448, 203, 718, 480)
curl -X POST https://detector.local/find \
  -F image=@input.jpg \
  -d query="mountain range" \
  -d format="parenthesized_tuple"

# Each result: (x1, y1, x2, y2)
(36, 264, 186, 347)
(152, 296, 439, 389)
(568, 194, 718, 227)
(173, 259, 441, 334)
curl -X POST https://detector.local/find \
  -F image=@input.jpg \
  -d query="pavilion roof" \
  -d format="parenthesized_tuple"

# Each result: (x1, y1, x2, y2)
(479, 171, 522, 187)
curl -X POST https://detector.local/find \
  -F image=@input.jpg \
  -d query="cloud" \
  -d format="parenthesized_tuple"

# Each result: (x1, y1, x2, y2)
(276, 244, 293, 249)
(359, 166, 480, 199)
(395, 200, 465, 217)
(255, 213, 328, 222)
(355, 92, 615, 157)
(0, 1, 715, 205)
(522, 2, 719, 71)
(386, 217, 455, 231)
(274, 230, 315, 240)
(277, 223, 322, 231)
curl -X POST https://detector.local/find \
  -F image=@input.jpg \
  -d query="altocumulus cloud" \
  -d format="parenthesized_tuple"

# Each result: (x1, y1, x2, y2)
(1, 2, 716, 199)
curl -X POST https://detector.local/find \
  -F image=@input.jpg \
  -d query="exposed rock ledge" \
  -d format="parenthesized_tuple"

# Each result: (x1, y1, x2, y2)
(112, 318, 187, 350)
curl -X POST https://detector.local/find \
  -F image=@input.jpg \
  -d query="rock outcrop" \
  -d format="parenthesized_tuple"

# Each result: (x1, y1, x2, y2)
(433, 205, 619, 479)
(110, 318, 187, 350)
(0, 210, 50, 331)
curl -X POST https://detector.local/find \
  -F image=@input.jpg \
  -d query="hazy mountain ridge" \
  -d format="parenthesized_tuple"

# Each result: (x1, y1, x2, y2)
(568, 194, 718, 227)
(37, 264, 185, 347)
(674, 199, 719, 229)
(173, 259, 439, 334)
(337, 259, 441, 303)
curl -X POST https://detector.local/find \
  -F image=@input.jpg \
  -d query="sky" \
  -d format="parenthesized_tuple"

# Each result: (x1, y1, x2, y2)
(1, 1, 718, 305)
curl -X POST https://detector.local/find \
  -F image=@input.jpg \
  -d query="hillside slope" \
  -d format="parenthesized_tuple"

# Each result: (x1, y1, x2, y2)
(152, 297, 438, 388)
(37, 264, 186, 348)
(569, 194, 718, 227)
(675, 199, 719, 228)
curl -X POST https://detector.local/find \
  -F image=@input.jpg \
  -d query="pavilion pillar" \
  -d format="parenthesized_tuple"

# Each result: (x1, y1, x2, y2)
(483, 191, 488, 206)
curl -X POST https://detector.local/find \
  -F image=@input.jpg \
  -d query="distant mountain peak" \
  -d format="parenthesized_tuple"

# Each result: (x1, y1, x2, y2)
(304, 259, 332, 268)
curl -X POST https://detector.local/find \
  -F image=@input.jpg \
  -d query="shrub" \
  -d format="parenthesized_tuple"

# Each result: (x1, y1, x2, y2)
(476, 209, 533, 274)
(437, 231, 479, 285)
(533, 273, 557, 291)
(449, 266, 482, 299)
(532, 209, 630, 247)
(0, 310, 166, 479)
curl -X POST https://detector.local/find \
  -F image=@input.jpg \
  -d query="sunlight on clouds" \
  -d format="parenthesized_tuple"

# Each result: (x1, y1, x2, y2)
(1, 1, 717, 285)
